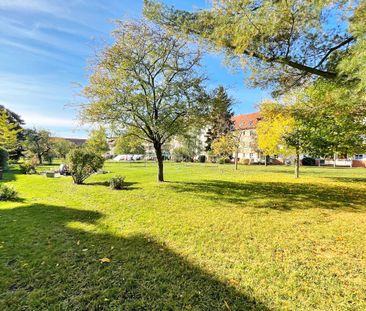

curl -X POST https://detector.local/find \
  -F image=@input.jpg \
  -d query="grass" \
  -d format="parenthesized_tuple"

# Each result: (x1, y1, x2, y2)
(1, 162, 366, 310)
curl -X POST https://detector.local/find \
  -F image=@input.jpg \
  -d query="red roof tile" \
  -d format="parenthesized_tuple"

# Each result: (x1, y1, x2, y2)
(232, 112, 261, 130)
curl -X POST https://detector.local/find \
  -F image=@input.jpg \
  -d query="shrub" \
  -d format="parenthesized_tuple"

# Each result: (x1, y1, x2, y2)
(109, 175, 126, 190)
(218, 158, 227, 164)
(198, 155, 206, 163)
(302, 157, 316, 166)
(20, 157, 38, 174)
(66, 149, 105, 184)
(0, 184, 18, 201)
(172, 147, 191, 162)
(240, 159, 250, 165)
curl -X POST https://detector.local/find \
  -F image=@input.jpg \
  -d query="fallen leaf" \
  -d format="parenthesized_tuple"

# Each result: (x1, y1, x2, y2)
(99, 257, 111, 263)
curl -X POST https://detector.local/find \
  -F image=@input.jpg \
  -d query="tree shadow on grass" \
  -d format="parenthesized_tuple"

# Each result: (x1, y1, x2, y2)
(0, 169, 20, 183)
(0, 204, 268, 310)
(84, 181, 140, 190)
(327, 177, 366, 183)
(168, 180, 366, 211)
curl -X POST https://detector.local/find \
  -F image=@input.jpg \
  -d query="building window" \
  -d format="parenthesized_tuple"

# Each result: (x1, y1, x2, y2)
(355, 154, 364, 160)
(242, 153, 245, 158)
(249, 153, 253, 158)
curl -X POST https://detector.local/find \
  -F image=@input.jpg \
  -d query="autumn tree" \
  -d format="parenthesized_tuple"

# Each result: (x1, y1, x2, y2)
(205, 86, 234, 151)
(257, 101, 304, 177)
(82, 20, 208, 182)
(144, 0, 362, 95)
(212, 133, 235, 159)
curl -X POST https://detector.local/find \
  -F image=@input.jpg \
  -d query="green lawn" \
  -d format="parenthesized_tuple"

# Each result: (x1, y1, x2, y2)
(1, 162, 366, 310)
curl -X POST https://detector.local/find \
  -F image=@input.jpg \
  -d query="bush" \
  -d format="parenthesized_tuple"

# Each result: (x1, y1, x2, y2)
(109, 175, 126, 190)
(302, 157, 316, 166)
(172, 147, 191, 162)
(198, 155, 206, 163)
(217, 158, 227, 164)
(240, 158, 250, 165)
(20, 157, 38, 174)
(0, 184, 18, 201)
(66, 149, 105, 184)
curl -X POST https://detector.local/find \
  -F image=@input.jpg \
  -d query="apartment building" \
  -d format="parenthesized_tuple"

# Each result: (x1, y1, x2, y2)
(232, 112, 262, 162)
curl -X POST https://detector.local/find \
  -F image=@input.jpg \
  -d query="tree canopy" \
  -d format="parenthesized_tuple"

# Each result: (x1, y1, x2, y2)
(23, 129, 53, 164)
(86, 127, 109, 156)
(204, 86, 234, 151)
(0, 110, 21, 152)
(144, 0, 364, 95)
(82, 20, 209, 181)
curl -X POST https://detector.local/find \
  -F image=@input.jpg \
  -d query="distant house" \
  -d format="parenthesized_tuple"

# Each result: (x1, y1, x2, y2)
(232, 112, 263, 162)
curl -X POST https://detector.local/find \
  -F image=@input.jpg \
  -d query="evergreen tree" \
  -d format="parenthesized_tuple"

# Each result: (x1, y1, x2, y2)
(0, 105, 24, 159)
(205, 86, 234, 151)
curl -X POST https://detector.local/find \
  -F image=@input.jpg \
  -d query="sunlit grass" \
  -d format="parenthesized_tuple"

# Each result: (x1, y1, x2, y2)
(1, 162, 366, 310)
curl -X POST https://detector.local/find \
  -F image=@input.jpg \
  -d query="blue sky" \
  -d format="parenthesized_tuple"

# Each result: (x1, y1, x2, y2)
(0, 0, 270, 138)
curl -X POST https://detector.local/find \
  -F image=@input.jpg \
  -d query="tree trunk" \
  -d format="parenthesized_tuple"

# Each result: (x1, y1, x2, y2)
(295, 151, 300, 179)
(333, 152, 337, 168)
(265, 155, 268, 167)
(154, 142, 164, 182)
(234, 150, 238, 170)
(37, 153, 43, 165)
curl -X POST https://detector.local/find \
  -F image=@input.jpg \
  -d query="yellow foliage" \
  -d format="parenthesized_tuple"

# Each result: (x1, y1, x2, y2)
(257, 101, 296, 156)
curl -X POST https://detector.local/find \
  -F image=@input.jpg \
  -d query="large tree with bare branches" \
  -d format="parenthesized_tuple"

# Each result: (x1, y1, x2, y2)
(82, 20, 208, 182)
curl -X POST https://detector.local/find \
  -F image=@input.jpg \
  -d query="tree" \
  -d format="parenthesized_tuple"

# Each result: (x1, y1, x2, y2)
(82, 20, 208, 182)
(86, 127, 109, 156)
(212, 133, 235, 159)
(172, 146, 191, 162)
(175, 127, 204, 161)
(205, 86, 234, 151)
(144, 0, 362, 94)
(0, 105, 25, 160)
(0, 110, 19, 151)
(293, 81, 366, 163)
(114, 133, 145, 155)
(66, 149, 104, 184)
(52, 138, 76, 159)
(257, 101, 302, 176)
(23, 129, 53, 164)
(0, 109, 21, 177)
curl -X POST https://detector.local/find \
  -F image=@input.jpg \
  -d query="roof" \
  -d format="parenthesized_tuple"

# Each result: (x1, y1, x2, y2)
(64, 138, 87, 146)
(232, 112, 261, 130)
(52, 137, 87, 146)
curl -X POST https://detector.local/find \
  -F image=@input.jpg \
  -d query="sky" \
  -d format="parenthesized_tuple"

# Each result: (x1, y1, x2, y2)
(0, 0, 270, 138)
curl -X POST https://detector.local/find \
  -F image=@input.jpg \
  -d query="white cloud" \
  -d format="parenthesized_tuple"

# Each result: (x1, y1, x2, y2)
(0, 0, 65, 16)
(0, 38, 61, 60)
(23, 113, 79, 128)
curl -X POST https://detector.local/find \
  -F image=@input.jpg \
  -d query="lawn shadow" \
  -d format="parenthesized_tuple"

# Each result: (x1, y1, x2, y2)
(168, 179, 366, 211)
(0, 168, 21, 183)
(84, 181, 140, 190)
(328, 177, 366, 183)
(0, 204, 267, 310)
